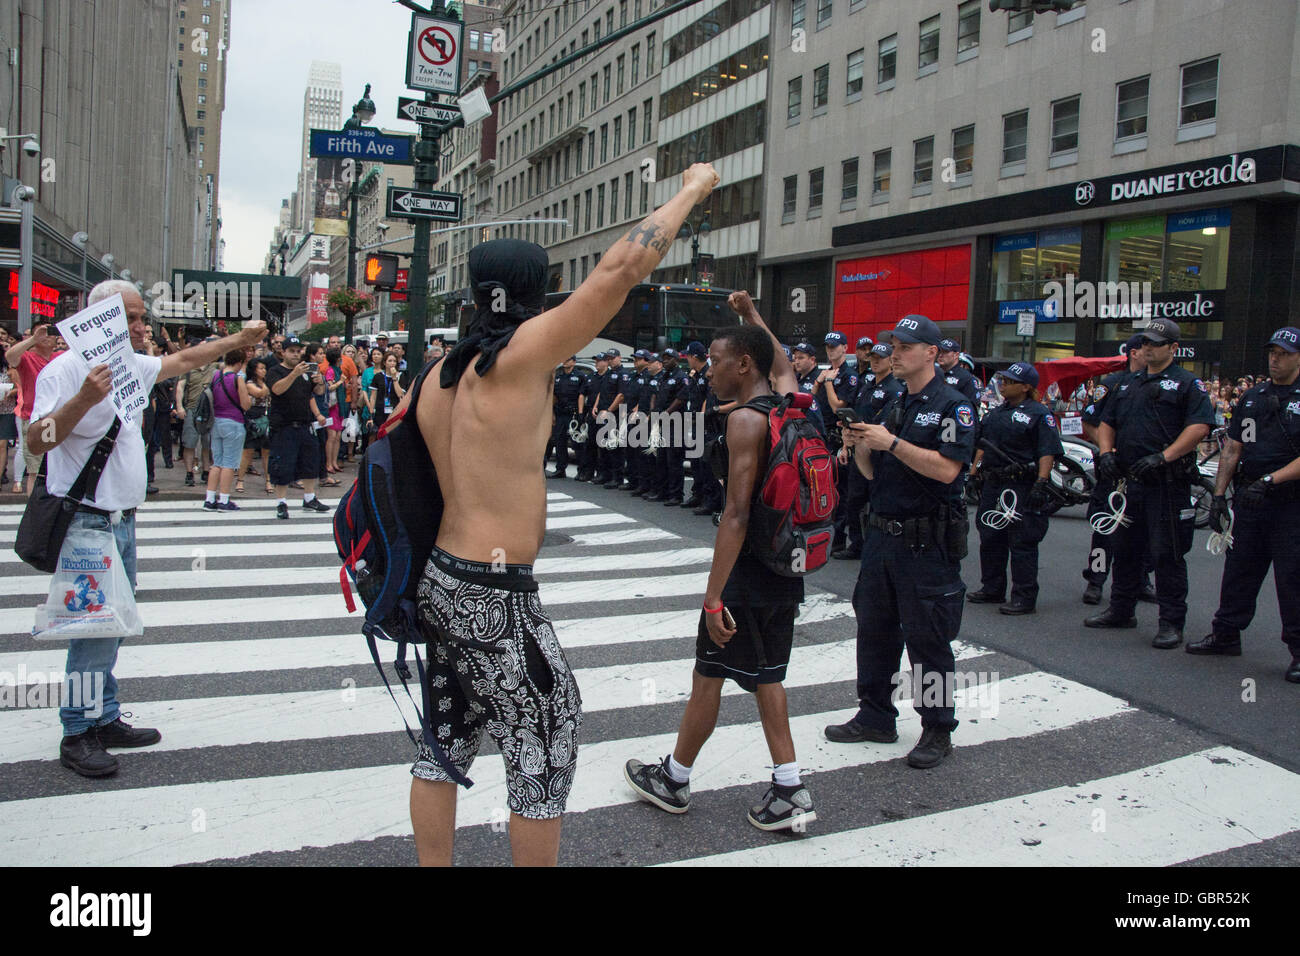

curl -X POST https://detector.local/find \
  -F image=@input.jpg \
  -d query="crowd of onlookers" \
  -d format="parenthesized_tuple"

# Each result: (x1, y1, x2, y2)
(0, 323, 449, 502)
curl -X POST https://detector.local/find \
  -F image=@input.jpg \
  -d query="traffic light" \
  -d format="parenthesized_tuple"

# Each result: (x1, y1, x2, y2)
(364, 252, 399, 289)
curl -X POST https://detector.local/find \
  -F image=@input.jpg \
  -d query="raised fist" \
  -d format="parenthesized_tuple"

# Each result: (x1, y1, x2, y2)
(683, 163, 720, 200)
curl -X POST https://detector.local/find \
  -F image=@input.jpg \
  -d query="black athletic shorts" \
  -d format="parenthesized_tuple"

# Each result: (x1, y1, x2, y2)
(268, 422, 320, 485)
(694, 602, 798, 693)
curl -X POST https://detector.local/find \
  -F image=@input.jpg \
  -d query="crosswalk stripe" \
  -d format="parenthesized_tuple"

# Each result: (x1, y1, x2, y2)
(3, 570, 718, 635)
(666, 747, 1300, 867)
(0, 525, 681, 566)
(0, 547, 720, 598)
(0, 592, 855, 681)
(0, 672, 1133, 866)
(0, 499, 602, 527)
(0, 492, 576, 515)
(1, 636, 991, 763)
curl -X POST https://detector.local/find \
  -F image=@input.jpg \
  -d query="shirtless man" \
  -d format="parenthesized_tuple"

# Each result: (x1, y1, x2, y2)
(407, 163, 719, 866)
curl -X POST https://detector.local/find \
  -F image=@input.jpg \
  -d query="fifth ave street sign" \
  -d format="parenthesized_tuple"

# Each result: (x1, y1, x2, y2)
(397, 96, 462, 127)
(308, 128, 415, 163)
(387, 186, 463, 222)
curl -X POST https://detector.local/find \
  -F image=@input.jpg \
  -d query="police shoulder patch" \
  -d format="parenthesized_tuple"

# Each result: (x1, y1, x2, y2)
(1195, 379, 1207, 392)
(956, 404, 974, 427)
(1045, 413, 1057, 428)
(848, 375, 858, 386)
(1093, 384, 1107, 400)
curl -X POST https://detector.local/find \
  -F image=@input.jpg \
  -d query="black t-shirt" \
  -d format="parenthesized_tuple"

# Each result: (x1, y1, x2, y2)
(1229, 379, 1300, 477)
(265, 361, 316, 428)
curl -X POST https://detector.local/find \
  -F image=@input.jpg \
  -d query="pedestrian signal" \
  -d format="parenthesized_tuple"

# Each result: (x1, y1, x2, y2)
(364, 253, 399, 289)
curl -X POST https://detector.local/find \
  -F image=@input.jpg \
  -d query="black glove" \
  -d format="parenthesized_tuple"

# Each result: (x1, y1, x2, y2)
(1096, 451, 1123, 483)
(1028, 478, 1052, 512)
(1208, 494, 1230, 533)
(1236, 479, 1271, 510)
(1128, 452, 1167, 480)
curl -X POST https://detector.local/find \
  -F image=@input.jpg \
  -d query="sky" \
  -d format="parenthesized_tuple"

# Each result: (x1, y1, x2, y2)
(218, 0, 504, 274)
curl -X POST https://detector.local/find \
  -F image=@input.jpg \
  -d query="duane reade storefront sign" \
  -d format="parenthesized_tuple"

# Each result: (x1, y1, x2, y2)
(1075, 152, 1270, 209)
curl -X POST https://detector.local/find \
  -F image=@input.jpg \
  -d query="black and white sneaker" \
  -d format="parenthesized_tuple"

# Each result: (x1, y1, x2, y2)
(276, 502, 289, 520)
(202, 500, 218, 511)
(747, 778, 816, 832)
(624, 756, 691, 814)
(302, 497, 330, 512)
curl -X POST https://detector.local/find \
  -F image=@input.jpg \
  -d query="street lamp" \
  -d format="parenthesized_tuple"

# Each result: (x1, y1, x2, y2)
(341, 84, 376, 343)
(278, 238, 289, 276)
(677, 211, 711, 284)
(72, 232, 90, 309)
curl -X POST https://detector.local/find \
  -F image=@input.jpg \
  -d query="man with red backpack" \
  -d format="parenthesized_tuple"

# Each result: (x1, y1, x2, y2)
(625, 291, 828, 831)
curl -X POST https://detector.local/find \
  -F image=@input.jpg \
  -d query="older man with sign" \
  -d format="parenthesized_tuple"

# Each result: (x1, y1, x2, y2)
(25, 279, 267, 778)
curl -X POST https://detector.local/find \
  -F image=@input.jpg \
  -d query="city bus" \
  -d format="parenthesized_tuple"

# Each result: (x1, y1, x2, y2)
(456, 283, 741, 360)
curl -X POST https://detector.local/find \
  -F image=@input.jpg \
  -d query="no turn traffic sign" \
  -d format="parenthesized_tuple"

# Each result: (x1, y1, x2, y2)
(406, 13, 462, 95)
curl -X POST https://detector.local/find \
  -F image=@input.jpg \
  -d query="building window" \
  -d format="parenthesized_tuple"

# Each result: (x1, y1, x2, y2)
(603, 64, 612, 103)
(918, 15, 940, 74)
(913, 136, 934, 192)
(808, 167, 823, 216)
(782, 175, 797, 223)
(787, 76, 802, 123)
(607, 9, 614, 34)
(878, 34, 897, 88)
(871, 149, 890, 202)
(620, 0, 628, 28)
(597, 183, 606, 228)
(198, 78, 206, 87)
(1179, 56, 1218, 139)
(992, 226, 1083, 302)
(585, 189, 593, 231)
(625, 171, 634, 219)
(841, 157, 859, 208)
(813, 64, 829, 112)
(610, 178, 619, 222)
(644, 98, 653, 141)
(648, 32, 656, 75)
(632, 45, 640, 85)
(1050, 95, 1080, 165)
(617, 54, 625, 94)
(197, 109, 206, 120)
(951, 125, 974, 185)
(1100, 209, 1231, 294)
(601, 123, 609, 162)
(957, 0, 980, 60)
(792, 0, 806, 33)
(1002, 109, 1028, 173)
(198, 94, 206, 104)
(588, 130, 596, 168)
(579, 82, 586, 117)
(846, 49, 864, 99)
(1115, 75, 1149, 151)
(1008, 9, 1032, 38)
(816, 0, 832, 29)
(199, 61, 208, 72)
(614, 116, 622, 155)
(641, 178, 649, 214)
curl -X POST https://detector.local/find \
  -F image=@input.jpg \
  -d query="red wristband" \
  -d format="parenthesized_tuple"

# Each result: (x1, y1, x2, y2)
(703, 601, 724, 614)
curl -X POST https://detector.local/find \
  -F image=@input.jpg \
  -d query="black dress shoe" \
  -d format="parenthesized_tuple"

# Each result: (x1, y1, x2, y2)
(1084, 608, 1138, 628)
(547, 471, 565, 479)
(574, 474, 591, 483)
(693, 505, 716, 516)
(999, 601, 1035, 615)
(966, 590, 1005, 604)
(276, 502, 289, 520)
(1151, 622, 1183, 649)
(824, 720, 898, 744)
(146, 485, 159, 495)
(59, 732, 119, 777)
(184, 472, 195, 486)
(662, 496, 683, 506)
(1286, 657, 1300, 683)
(906, 728, 952, 769)
(681, 497, 702, 509)
(95, 717, 162, 748)
(644, 493, 668, 502)
(1186, 632, 1242, 656)
(1082, 583, 1103, 605)
(603, 479, 623, 489)
(1138, 582, 1158, 604)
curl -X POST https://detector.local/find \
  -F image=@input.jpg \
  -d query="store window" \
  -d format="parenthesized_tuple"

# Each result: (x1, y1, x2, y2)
(1102, 208, 1230, 292)
(990, 226, 1082, 302)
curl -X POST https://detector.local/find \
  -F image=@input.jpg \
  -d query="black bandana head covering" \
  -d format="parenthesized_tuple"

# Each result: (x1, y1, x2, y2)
(440, 238, 550, 387)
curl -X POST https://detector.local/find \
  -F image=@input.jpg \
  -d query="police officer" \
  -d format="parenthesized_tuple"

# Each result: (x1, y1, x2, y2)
(576, 352, 609, 483)
(825, 314, 975, 769)
(814, 331, 860, 557)
(1088, 317, 1215, 648)
(548, 356, 588, 478)
(857, 343, 905, 424)
(790, 342, 828, 436)
(1191, 327, 1300, 683)
(853, 336, 875, 391)
(938, 339, 980, 407)
(621, 349, 651, 492)
(631, 351, 659, 496)
(654, 348, 689, 505)
(1080, 335, 1149, 605)
(680, 341, 717, 511)
(593, 350, 623, 487)
(602, 348, 632, 488)
(966, 362, 1063, 615)
(835, 343, 904, 560)
(830, 337, 878, 560)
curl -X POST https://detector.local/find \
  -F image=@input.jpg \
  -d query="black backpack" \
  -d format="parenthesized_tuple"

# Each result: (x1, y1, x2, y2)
(332, 359, 470, 786)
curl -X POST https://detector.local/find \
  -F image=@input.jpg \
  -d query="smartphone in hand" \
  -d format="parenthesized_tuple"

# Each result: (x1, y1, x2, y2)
(835, 408, 861, 425)
(721, 607, 736, 630)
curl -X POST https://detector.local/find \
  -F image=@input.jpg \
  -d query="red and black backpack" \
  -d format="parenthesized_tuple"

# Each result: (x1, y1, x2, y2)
(735, 391, 838, 576)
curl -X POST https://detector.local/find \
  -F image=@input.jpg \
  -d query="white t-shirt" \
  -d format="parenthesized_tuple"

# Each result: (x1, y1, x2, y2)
(31, 351, 163, 511)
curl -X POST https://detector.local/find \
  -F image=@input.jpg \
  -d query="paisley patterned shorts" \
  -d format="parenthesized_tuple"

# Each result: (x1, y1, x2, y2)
(412, 548, 583, 820)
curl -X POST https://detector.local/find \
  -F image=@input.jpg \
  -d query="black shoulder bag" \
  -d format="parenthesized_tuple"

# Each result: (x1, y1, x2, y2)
(15, 417, 123, 573)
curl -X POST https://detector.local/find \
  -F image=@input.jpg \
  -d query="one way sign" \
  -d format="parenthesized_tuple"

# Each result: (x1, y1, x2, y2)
(397, 96, 462, 127)
(387, 186, 463, 222)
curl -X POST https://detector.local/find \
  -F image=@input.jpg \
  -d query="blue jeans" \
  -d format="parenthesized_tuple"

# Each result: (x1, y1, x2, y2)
(60, 510, 137, 736)
(209, 416, 246, 469)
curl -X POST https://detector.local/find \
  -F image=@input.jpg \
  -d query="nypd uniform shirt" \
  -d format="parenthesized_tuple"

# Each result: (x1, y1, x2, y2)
(1101, 364, 1216, 467)
(854, 372, 905, 425)
(1081, 369, 1133, 429)
(659, 365, 688, 413)
(1228, 378, 1300, 478)
(645, 369, 664, 412)
(621, 368, 646, 412)
(613, 365, 636, 409)
(581, 368, 605, 413)
(942, 364, 980, 407)
(791, 368, 827, 436)
(553, 367, 587, 412)
(596, 365, 622, 412)
(815, 363, 859, 411)
(852, 368, 877, 406)
(977, 399, 1064, 471)
(870, 372, 976, 514)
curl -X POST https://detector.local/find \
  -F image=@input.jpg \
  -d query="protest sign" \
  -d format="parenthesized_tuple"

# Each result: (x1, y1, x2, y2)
(56, 294, 148, 424)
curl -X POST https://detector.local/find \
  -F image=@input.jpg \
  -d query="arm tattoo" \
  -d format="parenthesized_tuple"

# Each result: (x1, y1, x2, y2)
(625, 217, 673, 255)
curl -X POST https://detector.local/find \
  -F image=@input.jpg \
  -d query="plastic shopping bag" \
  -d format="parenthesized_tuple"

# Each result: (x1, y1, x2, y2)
(32, 522, 143, 641)
(342, 412, 359, 444)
